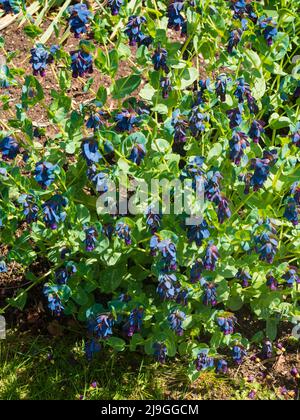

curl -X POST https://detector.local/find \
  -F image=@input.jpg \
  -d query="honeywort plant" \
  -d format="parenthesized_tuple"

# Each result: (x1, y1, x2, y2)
(0, 0, 300, 380)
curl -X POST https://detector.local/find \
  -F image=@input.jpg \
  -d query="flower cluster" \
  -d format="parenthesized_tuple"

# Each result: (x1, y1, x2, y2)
(167, 1, 186, 35)
(34, 162, 57, 189)
(68, 3, 92, 38)
(70, 49, 93, 78)
(217, 313, 237, 335)
(124, 307, 144, 337)
(253, 219, 278, 264)
(107, 0, 123, 16)
(125, 16, 152, 46)
(284, 183, 300, 225)
(168, 309, 186, 336)
(0, 136, 19, 160)
(29, 44, 56, 77)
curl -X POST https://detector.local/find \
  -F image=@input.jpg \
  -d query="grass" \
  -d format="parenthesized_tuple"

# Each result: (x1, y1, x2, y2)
(0, 329, 279, 400)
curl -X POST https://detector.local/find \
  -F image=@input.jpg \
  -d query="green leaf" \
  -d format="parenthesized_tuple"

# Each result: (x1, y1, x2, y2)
(179, 67, 198, 90)
(106, 337, 126, 352)
(112, 74, 141, 99)
(9, 289, 28, 310)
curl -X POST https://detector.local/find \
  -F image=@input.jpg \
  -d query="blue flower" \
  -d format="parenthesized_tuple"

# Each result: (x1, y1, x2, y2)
(81, 138, 102, 165)
(86, 108, 105, 131)
(168, 309, 186, 336)
(107, 0, 123, 15)
(232, 345, 247, 364)
(262, 339, 273, 359)
(94, 314, 114, 338)
(0, 0, 21, 14)
(34, 161, 57, 189)
(157, 273, 179, 300)
(290, 124, 300, 148)
(145, 206, 161, 233)
(282, 267, 300, 288)
(43, 285, 65, 316)
(115, 110, 138, 132)
(116, 222, 131, 245)
(234, 78, 251, 103)
(18, 194, 39, 223)
(124, 15, 147, 46)
(0, 136, 19, 160)
(124, 307, 144, 337)
(245, 149, 278, 193)
(204, 170, 223, 202)
(284, 197, 299, 226)
(85, 339, 101, 361)
(190, 260, 203, 284)
(70, 50, 93, 78)
(229, 130, 249, 166)
(215, 74, 228, 102)
(236, 269, 251, 288)
(258, 16, 277, 46)
(176, 288, 189, 306)
(172, 109, 188, 143)
(152, 46, 169, 73)
(217, 314, 237, 335)
(291, 182, 300, 206)
(203, 242, 219, 271)
(153, 342, 167, 364)
(266, 273, 278, 291)
(216, 359, 228, 374)
(254, 219, 278, 264)
(68, 3, 92, 38)
(156, 239, 177, 271)
(87, 165, 109, 194)
(55, 263, 76, 285)
(84, 226, 98, 252)
(215, 195, 231, 224)
(42, 194, 68, 230)
(186, 220, 210, 246)
(227, 106, 243, 129)
(160, 76, 172, 99)
(129, 143, 146, 165)
(249, 120, 265, 144)
(189, 106, 210, 137)
(0, 260, 7, 273)
(227, 29, 243, 54)
(194, 79, 210, 105)
(202, 282, 217, 306)
(30, 44, 53, 77)
(167, 2, 185, 34)
(195, 352, 214, 371)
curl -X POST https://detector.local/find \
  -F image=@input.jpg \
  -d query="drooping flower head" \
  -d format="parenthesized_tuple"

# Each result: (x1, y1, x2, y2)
(94, 314, 114, 339)
(216, 359, 228, 374)
(107, 0, 123, 15)
(217, 313, 237, 335)
(172, 109, 189, 143)
(124, 307, 144, 337)
(0, 0, 21, 14)
(167, 2, 186, 35)
(189, 106, 210, 137)
(215, 194, 232, 224)
(70, 49, 93, 78)
(157, 273, 179, 300)
(68, 3, 92, 38)
(232, 344, 247, 364)
(145, 206, 161, 234)
(84, 226, 98, 252)
(116, 222, 131, 245)
(249, 120, 265, 144)
(254, 219, 278, 264)
(245, 149, 278, 193)
(168, 309, 186, 336)
(129, 143, 146, 165)
(18, 194, 39, 224)
(152, 45, 169, 73)
(81, 138, 102, 165)
(195, 352, 214, 371)
(115, 110, 139, 132)
(0, 260, 7, 273)
(203, 242, 219, 271)
(236, 268, 251, 288)
(227, 28, 243, 54)
(30, 44, 54, 77)
(160, 76, 172, 99)
(190, 259, 203, 284)
(34, 161, 57, 189)
(282, 267, 300, 288)
(43, 284, 66, 316)
(229, 130, 249, 166)
(55, 262, 77, 285)
(290, 123, 300, 148)
(202, 281, 218, 306)
(42, 194, 68, 230)
(153, 342, 167, 364)
(262, 339, 273, 359)
(0, 136, 19, 160)
(258, 16, 277, 46)
(85, 103, 105, 131)
(284, 197, 299, 226)
(124, 15, 147, 46)
(215, 74, 229, 102)
(266, 273, 278, 291)
(186, 220, 210, 247)
(87, 165, 109, 194)
(227, 105, 243, 129)
(156, 238, 177, 271)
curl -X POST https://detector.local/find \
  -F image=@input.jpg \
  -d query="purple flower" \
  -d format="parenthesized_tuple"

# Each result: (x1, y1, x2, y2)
(84, 226, 98, 252)
(189, 106, 210, 137)
(227, 106, 243, 129)
(156, 239, 177, 271)
(255, 227, 278, 264)
(176, 288, 189, 306)
(236, 269, 251, 288)
(94, 314, 114, 338)
(0, 136, 19, 160)
(42, 194, 67, 230)
(194, 79, 210, 105)
(262, 339, 273, 359)
(30, 44, 54, 77)
(145, 206, 161, 234)
(291, 367, 299, 378)
(116, 222, 131, 245)
(55, 263, 76, 285)
(234, 78, 251, 103)
(190, 260, 203, 284)
(215, 195, 231, 224)
(81, 138, 102, 165)
(167, 2, 186, 34)
(216, 359, 228, 374)
(230, 130, 249, 165)
(34, 161, 57, 189)
(205, 171, 223, 202)
(43, 285, 66, 316)
(18, 194, 39, 223)
(129, 143, 146, 165)
(245, 149, 278, 193)
(203, 242, 219, 271)
(0, 0, 20, 14)
(215, 74, 228, 102)
(124, 15, 147, 46)
(249, 120, 265, 144)
(266, 273, 278, 291)
(87, 165, 109, 194)
(86, 105, 105, 131)
(68, 3, 92, 38)
(172, 109, 188, 143)
(70, 50, 93, 78)
(284, 198, 299, 226)
(160, 76, 172, 99)
(202, 282, 217, 306)
(168, 309, 186, 336)
(282, 267, 300, 288)
(248, 390, 256, 400)
(186, 220, 210, 246)
(195, 352, 214, 371)
(290, 123, 300, 147)
(232, 345, 247, 364)
(157, 273, 179, 300)
(227, 29, 243, 54)
(124, 307, 144, 337)
(115, 110, 138, 132)
(152, 46, 169, 73)
(217, 314, 237, 335)
(153, 342, 167, 364)
(107, 0, 123, 15)
(258, 16, 277, 46)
